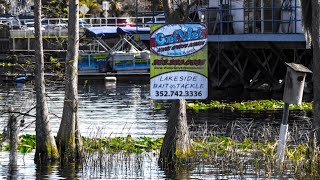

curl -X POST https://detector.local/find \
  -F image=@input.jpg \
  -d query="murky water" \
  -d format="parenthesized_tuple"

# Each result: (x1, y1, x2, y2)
(0, 81, 312, 179)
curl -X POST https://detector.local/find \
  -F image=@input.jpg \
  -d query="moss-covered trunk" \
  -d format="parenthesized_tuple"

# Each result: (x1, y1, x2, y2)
(34, 0, 59, 163)
(311, 0, 320, 142)
(159, 99, 193, 167)
(56, 0, 83, 162)
(159, 1, 196, 168)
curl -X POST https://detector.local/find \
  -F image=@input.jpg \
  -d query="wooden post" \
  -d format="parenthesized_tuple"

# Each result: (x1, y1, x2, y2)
(277, 63, 312, 169)
(277, 102, 289, 166)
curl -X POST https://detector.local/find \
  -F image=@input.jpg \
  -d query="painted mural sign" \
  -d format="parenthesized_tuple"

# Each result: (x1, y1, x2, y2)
(150, 24, 208, 100)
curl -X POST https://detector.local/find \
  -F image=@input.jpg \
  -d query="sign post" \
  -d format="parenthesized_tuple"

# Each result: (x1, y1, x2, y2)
(150, 24, 208, 100)
(277, 63, 312, 169)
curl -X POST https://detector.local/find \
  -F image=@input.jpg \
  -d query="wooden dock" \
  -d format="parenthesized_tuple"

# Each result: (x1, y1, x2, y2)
(0, 71, 150, 83)
(78, 71, 150, 82)
(0, 2, 312, 91)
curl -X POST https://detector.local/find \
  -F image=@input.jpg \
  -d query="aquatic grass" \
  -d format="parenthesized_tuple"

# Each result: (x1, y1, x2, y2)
(188, 100, 313, 112)
(82, 135, 163, 154)
(2, 126, 320, 178)
(186, 120, 318, 178)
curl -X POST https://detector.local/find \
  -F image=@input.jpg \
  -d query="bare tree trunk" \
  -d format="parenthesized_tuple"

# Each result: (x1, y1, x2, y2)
(34, 0, 59, 163)
(159, 0, 196, 167)
(56, 0, 83, 162)
(312, 0, 320, 142)
(8, 111, 18, 165)
(159, 100, 193, 167)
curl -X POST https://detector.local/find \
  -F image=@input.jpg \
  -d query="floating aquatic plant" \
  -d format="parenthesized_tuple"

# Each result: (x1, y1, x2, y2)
(188, 100, 313, 112)
(18, 134, 36, 153)
(82, 135, 163, 154)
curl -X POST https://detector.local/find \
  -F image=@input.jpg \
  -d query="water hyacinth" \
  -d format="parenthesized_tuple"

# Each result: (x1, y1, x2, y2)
(188, 100, 313, 112)
(82, 135, 163, 154)
(0, 134, 163, 154)
(1, 132, 320, 178)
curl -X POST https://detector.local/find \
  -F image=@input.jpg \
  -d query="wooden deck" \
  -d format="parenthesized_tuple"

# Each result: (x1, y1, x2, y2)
(0, 29, 312, 91)
(0, 71, 150, 83)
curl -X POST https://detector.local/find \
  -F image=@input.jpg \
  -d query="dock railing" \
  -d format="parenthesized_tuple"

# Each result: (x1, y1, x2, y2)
(199, 0, 303, 34)
(7, 0, 303, 38)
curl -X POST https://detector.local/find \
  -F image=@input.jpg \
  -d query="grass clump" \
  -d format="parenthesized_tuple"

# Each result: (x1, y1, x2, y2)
(0, 134, 163, 154)
(188, 100, 312, 112)
(78, 135, 163, 154)
(2, 133, 320, 178)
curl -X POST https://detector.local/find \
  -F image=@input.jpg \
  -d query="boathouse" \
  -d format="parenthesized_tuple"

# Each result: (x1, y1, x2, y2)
(0, 0, 311, 93)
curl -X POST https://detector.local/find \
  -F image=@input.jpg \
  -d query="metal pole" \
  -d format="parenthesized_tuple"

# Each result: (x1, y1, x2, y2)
(294, 0, 297, 33)
(136, 0, 138, 28)
(261, 0, 264, 33)
(253, 0, 255, 33)
(152, 0, 155, 23)
(277, 102, 290, 167)
(272, 0, 274, 32)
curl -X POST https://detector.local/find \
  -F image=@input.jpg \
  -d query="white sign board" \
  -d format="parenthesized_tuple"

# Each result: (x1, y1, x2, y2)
(150, 24, 208, 100)
(79, 5, 89, 15)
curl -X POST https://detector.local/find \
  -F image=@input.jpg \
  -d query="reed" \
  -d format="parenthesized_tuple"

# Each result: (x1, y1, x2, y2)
(1, 120, 320, 178)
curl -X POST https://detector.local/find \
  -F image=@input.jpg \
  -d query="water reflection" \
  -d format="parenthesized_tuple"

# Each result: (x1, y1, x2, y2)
(82, 152, 166, 179)
(58, 163, 80, 179)
(0, 152, 36, 179)
(0, 81, 168, 138)
(0, 81, 313, 179)
(35, 163, 62, 180)
(7, 158, 18, 180)
(162, 165, 196, 180)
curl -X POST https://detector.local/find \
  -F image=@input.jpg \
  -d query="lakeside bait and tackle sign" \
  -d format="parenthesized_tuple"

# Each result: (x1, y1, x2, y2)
(150, 24, 208, 100)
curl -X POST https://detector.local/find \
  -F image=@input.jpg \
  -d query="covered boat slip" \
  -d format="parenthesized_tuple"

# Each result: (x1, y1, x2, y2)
(77, 0, 309, 89)
(79, 26, 150, 74)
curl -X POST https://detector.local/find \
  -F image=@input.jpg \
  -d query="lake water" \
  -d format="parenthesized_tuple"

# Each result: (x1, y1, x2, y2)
(0, 81, 168, 138)
(0, 81, 313, 179)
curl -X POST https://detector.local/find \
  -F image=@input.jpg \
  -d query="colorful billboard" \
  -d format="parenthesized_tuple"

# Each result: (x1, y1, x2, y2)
(150, 24, 208, 100)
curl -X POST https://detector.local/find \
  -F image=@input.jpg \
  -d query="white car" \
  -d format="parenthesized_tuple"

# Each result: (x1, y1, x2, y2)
(25, 24, 46, 31)
(41, 18, 68, 29)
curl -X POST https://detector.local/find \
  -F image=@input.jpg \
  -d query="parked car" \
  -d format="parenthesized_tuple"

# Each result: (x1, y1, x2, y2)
(0, 17, 22, 29)
(115, 18, 134, 27)
(41, 18, 67, 29)
(24, 23, 45, 31)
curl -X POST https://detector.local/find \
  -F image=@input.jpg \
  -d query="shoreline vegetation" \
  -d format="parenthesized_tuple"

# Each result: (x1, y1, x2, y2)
(0, 133, 319, 178)
(0, 100, 318, 178)
(187, 100, 313, 112)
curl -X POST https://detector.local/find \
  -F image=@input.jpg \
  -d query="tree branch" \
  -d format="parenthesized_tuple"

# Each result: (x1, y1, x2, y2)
(187, 0, 200, 9)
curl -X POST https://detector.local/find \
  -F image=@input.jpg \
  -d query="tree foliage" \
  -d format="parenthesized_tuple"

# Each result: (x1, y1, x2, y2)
(42, 0, 68, 18)
(107, 0, 123, 17)
(80, 0, 103, 17)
